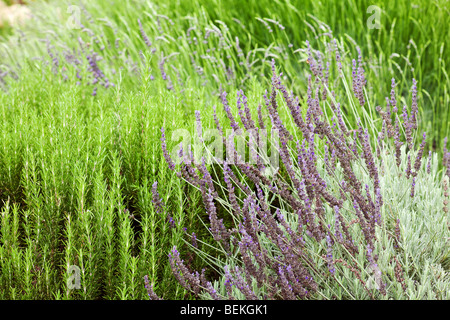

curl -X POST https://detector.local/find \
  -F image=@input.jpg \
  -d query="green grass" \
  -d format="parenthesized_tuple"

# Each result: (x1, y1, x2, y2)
(161, 0, 450, 152)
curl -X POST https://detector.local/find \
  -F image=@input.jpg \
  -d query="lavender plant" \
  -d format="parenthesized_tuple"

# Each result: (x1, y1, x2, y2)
(157, 41, 449, 300)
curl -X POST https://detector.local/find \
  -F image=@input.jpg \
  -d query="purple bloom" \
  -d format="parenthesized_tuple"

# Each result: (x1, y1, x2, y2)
(403, 105, 413, 149)
(334, 206, 343, 243)
(195, 110, 203, 140)
(390, 78, 397, 112)
(326, 234, 335, 275)
(394, 118, 403, 167)
(138, 19, 152, 48)
(351, 48, 366, 106)
(161, 127, 176, 170)
(160, 57, 405, 300)
(406, 154, 412, 179)
(144, 275, 162, 300)
(159, 56, 167, 80)
(333, 39, 342, 73)
(413, 132, 426, 173)
(168, 246, 202, 296)
(411, 79, 418, 129)
(85, 52, 113, 90)
(221, 91, 240, 131)
(190, 232, 198, 249)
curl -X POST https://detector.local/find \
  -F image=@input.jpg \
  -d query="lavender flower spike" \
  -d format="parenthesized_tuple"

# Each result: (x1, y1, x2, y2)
(326, 234, 335, 274)
(427, 151, 432, 174)
(413, 132, 426, 173)
(138, 19, 152, 47)
(411, 78, 418, 129)
(161, 127, 176, 170)
(144, 275, 162, 300)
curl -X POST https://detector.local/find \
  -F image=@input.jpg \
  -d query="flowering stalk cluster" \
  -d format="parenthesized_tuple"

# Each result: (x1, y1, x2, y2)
(156, 39, 412, 299)
(351, 47, 366, 106)
(168, 246, 221, 299)
(443, 178, 449, 214)
(392, 256, 407, 293)
(375, 79, 429, 198)
(154, 37, 444, 299)
(444, 137, 450, 179)
(84, 49, 114, 95)
(144, 275, 162, 300)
